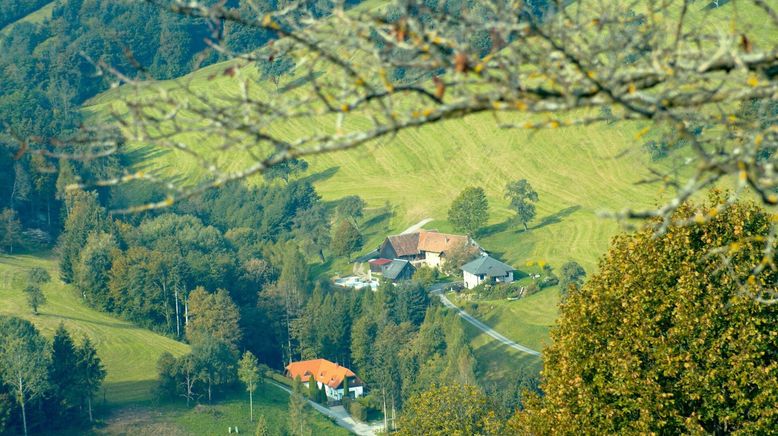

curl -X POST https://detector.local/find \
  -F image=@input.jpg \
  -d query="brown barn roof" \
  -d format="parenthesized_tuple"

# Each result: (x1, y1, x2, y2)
(417, 231, 470, 254)
(385, 233, 421, 257)
(286, 359, 357, 389)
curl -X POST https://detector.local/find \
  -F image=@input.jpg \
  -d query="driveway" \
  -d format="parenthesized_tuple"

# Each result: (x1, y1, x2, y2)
(400, 218, 433, 234)
(267, 380, 384, 436)
(430, 286, 542, 356)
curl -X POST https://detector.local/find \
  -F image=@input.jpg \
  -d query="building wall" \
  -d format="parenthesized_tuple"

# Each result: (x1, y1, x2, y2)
(424, 251, 442, 267)
(316, 381, 364, 400)
(463, 271, 514, 288)
(463, 270, 481, 289)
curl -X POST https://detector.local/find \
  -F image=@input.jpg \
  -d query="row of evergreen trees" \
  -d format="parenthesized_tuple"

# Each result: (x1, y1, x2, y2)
(0, 318, 105, 435)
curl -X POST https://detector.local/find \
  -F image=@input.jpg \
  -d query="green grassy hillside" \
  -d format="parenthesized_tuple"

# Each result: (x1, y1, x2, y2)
(0, 253, 189, 405)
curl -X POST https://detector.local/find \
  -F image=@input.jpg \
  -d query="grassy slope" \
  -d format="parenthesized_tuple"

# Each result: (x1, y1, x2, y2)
(0, 253, 189, 405)
(97, 384, 348, 436)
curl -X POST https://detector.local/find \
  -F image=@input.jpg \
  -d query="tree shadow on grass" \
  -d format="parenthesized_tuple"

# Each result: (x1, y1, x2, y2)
(300, 166, 340, 185)
(532, 205, 582, 231)
(123, 144, 172, 170)
(38, 312, 141, 330)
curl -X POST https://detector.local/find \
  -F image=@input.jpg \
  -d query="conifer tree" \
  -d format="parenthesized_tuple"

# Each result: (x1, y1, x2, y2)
(75, 337, 105, 423)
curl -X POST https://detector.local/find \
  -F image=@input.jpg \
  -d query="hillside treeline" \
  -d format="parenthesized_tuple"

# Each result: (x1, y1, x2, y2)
(0, 318, 105, 435)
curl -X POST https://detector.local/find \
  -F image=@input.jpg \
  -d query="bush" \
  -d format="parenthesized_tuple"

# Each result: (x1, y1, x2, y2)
(348, 400, 367, 422)
(413, 265, 439, 286)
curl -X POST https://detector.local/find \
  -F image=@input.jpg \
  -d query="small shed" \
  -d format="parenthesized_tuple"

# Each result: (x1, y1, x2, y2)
(383, 259, 415, 281)
(368, 258, 393, 273)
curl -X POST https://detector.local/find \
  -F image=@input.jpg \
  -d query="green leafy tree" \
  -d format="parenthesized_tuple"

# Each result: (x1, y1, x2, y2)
(514, 195, 778, 434)
(193, 337, 237, 404)
(336, 195, 366, 227)
(259, 54, 296, 89)
(504, 179, 538, 231)
(27, 267, 50, 285)
(263, 158, 308, 183)
(558, 261, 586, 298)
(0, 317, 50, 436)
(447, 187, 488, 236)
(74, 231, 116, 309)
(330, 219, 363, 261)
(23, 285, 46, 315)
(292, 203, 331, 263)
(0, 208, 23, 253)
(75, 337, 105, 423)
(307, 374, 319, 401)
(398, 385, 503, 436)
(186, 288, 242, 349)
(57, 191, 108, 283)
(238, 351, 260, 421)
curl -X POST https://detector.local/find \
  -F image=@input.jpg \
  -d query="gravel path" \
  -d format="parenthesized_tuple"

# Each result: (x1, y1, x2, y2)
(430, 286, 542, 356)
(400, 218, 433, 234)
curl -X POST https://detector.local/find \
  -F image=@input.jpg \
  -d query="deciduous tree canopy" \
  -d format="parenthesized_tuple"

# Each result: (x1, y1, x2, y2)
(515, 195, 778, 434)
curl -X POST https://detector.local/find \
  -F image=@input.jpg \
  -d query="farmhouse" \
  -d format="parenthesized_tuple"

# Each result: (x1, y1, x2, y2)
(286, 358, 364, 401)
(462, 255, 515, 289)
(377, 230, 479, 268)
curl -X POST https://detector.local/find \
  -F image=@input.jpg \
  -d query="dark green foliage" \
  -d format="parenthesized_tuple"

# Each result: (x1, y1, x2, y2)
(192, 337, 238, 404)
(57, 191, 109, 283)
(558, 261, 586, 297)
(292, 203, 331, 263)
(335, 195, 366, 226)
(26, 267, 50, 285)
(330, 219, 363, 260)
(448, 187, 488, 235)
(259, 54, 296, 89)
(412, 265, 438, 286)
(23, 285, 46, 315)
(74, 337, 105, 423)
(505, 179, 538, 231)
(263, 158, 308, 183)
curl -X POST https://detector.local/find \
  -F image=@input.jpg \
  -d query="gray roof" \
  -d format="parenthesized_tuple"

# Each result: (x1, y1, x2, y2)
(353, 249, 379, 263)
(383, 259, 412, 280)
(461, 255, 514, 277)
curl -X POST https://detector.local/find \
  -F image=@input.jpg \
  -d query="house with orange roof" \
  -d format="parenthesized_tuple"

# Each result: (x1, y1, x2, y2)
(376, 229, 482, 269)
(285, 358, 364, 401)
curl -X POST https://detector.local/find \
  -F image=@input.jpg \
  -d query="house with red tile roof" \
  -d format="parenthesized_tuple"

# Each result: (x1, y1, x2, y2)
(285, 358, 364, 400)
(377, 230, 482, 269)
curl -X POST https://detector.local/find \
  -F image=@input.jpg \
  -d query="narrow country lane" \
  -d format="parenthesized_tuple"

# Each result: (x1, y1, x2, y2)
(267, 380, 384, 436)
(429, 285, 542, 357)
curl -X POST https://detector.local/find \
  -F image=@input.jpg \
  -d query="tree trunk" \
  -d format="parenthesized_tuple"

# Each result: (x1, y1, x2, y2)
(382, 388, 388, 433)
(161, 281, 171, 332)
(174, 285, 181, 338)
(184, 297, 189, 327)
(18, 378, 27, 436)
(208, 379, 212, 404)
(523, 222, 528, 231)
(249, 390, 253, 421)
(87, 395, 93, 422)
(318, 249, 325, 264)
